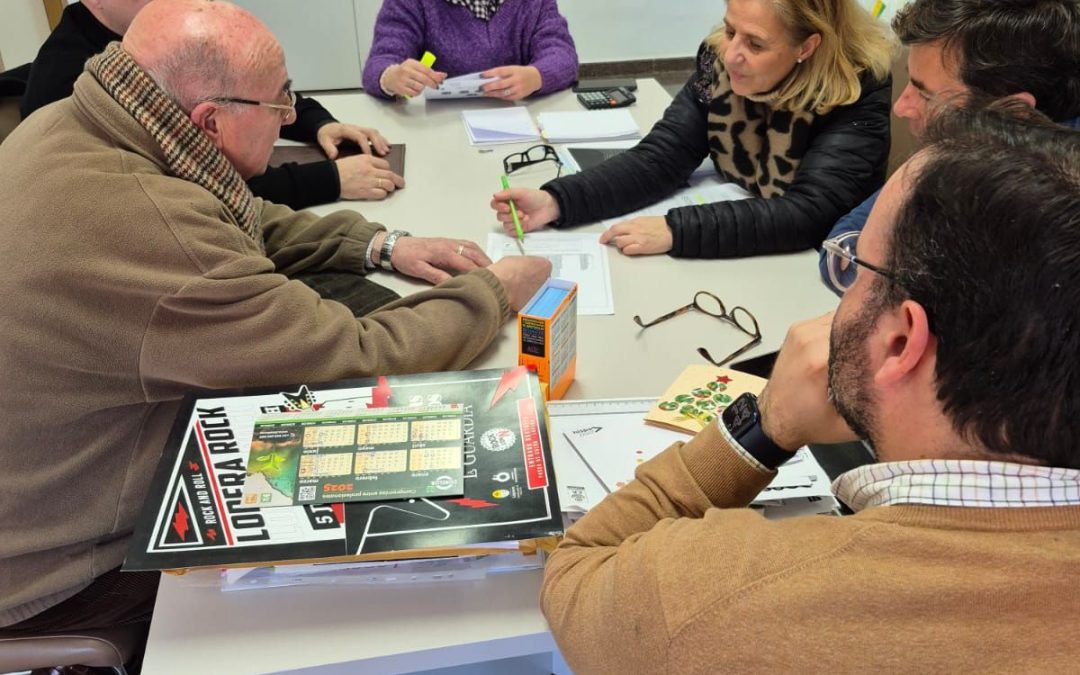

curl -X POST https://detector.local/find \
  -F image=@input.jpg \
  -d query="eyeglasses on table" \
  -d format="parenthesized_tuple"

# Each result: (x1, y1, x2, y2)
(633, 291, 762, 367)
(502, 144, 562, 177)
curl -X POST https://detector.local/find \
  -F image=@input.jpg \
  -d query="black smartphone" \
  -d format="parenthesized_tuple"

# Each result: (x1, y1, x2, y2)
(728, 351, 779, 379)
(573, 78, 638, 93)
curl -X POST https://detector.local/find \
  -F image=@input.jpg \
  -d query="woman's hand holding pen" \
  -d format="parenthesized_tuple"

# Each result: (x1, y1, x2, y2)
(491, 187, 559, 233)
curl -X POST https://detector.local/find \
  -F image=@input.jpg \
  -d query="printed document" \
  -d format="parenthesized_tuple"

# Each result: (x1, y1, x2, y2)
(486, 232, 615, 315)
(425, 72, 499, 99)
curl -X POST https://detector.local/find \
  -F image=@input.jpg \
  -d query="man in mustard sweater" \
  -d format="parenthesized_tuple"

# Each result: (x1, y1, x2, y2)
(0, 0, 549, 635)
(542, 105, 1080, 672)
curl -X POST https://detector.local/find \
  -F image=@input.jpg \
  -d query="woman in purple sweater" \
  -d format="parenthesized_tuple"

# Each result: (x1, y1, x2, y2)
(362, 0, 578, 101)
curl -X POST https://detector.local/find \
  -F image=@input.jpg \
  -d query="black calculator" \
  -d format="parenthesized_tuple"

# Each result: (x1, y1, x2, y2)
(577, 87, 637, 110)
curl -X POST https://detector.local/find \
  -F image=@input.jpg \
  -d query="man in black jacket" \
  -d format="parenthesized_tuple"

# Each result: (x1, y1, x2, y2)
(22, 0, 405, 210)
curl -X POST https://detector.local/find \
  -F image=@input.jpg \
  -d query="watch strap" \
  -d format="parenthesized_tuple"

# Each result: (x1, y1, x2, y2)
(379, 230, 410, 271)
(734, 415, 793, 470)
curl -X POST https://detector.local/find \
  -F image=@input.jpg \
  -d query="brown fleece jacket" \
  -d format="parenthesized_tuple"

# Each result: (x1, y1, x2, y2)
(0, 73, 510, 625)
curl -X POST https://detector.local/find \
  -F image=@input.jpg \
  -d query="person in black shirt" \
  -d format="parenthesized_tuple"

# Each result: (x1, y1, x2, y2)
(22, 0, 404, 210)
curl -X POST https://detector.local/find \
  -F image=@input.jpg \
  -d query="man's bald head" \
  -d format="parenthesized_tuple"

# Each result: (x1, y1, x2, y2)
(124, 0, 283, 112)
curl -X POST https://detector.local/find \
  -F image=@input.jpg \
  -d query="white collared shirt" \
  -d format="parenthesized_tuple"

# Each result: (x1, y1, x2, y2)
(832, 459, 1080, 512)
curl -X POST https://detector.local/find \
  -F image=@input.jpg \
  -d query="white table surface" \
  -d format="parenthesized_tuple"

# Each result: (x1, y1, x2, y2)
(142, 80, 839, 674)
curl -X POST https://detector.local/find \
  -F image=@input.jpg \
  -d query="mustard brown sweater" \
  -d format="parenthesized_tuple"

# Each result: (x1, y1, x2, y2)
(0, 73, 511, 626)
(542, 421, 1080, 673)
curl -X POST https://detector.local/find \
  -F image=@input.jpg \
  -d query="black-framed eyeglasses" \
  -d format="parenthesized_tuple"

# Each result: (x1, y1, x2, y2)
(633, 291, 762, 367)
(206, 89, 297, 122)
(503, 144, 562, 177)
(822, 231, 896, 293)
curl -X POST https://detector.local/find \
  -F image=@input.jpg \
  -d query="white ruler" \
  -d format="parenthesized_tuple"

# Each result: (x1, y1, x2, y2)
(547, 397, 655, 418)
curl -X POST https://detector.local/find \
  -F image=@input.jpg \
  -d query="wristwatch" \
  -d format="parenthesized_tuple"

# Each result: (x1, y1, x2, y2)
(379, 229, 410, 271)
(721, 393, 794, 470)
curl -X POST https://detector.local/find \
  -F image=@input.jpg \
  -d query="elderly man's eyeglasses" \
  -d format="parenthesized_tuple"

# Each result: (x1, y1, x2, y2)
(207, 89, 297, 122)
(633, 291, 762, 367)
(822, 232, 896, 292)
(503, 144, 562, 177)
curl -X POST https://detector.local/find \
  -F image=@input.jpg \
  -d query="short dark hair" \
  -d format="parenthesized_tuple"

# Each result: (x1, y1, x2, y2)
(876, 105, 1080, 467)
(893, 0, 1080, 122)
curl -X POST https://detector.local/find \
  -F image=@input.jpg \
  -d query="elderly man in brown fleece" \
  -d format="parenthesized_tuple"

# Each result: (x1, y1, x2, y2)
(0, 0, 549, 650)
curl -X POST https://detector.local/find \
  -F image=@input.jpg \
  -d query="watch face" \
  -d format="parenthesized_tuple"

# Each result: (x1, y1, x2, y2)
(722, 394, 758, 437)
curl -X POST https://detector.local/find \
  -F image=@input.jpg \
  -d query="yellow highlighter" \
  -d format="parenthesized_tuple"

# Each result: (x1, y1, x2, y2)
(404, 52, 438, 99)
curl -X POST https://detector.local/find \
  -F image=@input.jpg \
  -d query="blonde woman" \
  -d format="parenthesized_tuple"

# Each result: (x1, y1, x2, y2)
(491, 0, 893, 258)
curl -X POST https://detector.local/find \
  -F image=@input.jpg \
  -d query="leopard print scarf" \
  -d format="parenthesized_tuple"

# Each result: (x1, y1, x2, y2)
(86, 43, 263, 248)
(444, 0, 505, 21)
(694, 45, 817, 199)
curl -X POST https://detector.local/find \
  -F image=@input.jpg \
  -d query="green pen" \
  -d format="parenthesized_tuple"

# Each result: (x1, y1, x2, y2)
(501, 175, 526, 252)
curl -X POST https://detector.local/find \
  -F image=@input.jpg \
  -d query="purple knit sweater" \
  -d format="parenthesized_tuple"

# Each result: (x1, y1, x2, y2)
(362, 0, 579, 99)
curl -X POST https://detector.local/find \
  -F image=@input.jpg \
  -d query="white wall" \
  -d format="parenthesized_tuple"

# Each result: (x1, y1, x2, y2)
(0, 0, 51, 69)
(1, 0, 896, 81)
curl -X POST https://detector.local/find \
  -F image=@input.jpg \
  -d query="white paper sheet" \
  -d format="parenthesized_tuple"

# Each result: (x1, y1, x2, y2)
(548, 399, 836, 514)
(461, 108, 541, 145)
(486, 232, 615, 315)
(601, 174, 754, 227)
(537, 109, 641, 143)
(425, 72, 499, 99)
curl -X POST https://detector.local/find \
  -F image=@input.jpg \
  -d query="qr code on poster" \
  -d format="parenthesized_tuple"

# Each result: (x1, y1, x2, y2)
(298, 485, 317, 502)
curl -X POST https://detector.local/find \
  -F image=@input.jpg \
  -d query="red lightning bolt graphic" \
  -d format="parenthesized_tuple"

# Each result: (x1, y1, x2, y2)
(172, 503, 191, 541)
(367, 376, 392, 409)
(489, 366, 528, 409)
(187, 461, 200, 472)
(448, 497, 498, 509)
(206, 528, 218, 542)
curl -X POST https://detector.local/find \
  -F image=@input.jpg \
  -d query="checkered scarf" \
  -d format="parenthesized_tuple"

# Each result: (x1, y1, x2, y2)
(444, 0, 505, 21)
(86, 43, 263, 248)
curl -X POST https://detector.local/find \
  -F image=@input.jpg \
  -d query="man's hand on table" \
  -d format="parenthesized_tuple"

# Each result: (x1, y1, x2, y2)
(487, 256, 553, 310)
(381, 236, 491, 284)
(759, 312, 859, 451)
(317, 122, 391, 158)
(336, 154, 405, 201)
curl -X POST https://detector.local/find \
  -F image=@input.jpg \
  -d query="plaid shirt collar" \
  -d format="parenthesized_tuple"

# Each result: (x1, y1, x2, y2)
(833, 459, 1080, 512)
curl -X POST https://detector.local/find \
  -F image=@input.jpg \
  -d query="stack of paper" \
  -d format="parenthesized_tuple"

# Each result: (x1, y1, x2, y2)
(461, 108, 541, 145)
(549, 398, 839, 521)
(536, 109, 641, 143)
(486, 232, 615, 315)
(219, 552, 545, 592)
(425, 72, 499, 99)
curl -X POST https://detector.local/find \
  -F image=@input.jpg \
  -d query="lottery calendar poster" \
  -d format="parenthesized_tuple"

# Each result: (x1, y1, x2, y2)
(242, 404, 467, 507)
(124, 367, 562, 571)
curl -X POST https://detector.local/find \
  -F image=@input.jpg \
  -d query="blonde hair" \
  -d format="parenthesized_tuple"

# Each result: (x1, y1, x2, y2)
(708, 0, 894, 114)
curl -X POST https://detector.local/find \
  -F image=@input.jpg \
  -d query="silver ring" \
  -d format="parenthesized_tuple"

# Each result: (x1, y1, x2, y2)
(456, 244, 465, 255)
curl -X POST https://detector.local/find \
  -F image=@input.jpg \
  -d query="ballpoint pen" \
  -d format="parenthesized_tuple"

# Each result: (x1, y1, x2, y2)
(501, 174, 526, 254)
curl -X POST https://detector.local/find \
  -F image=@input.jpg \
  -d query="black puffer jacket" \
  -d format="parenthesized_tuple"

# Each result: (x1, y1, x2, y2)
(543, 63, 891, 258)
